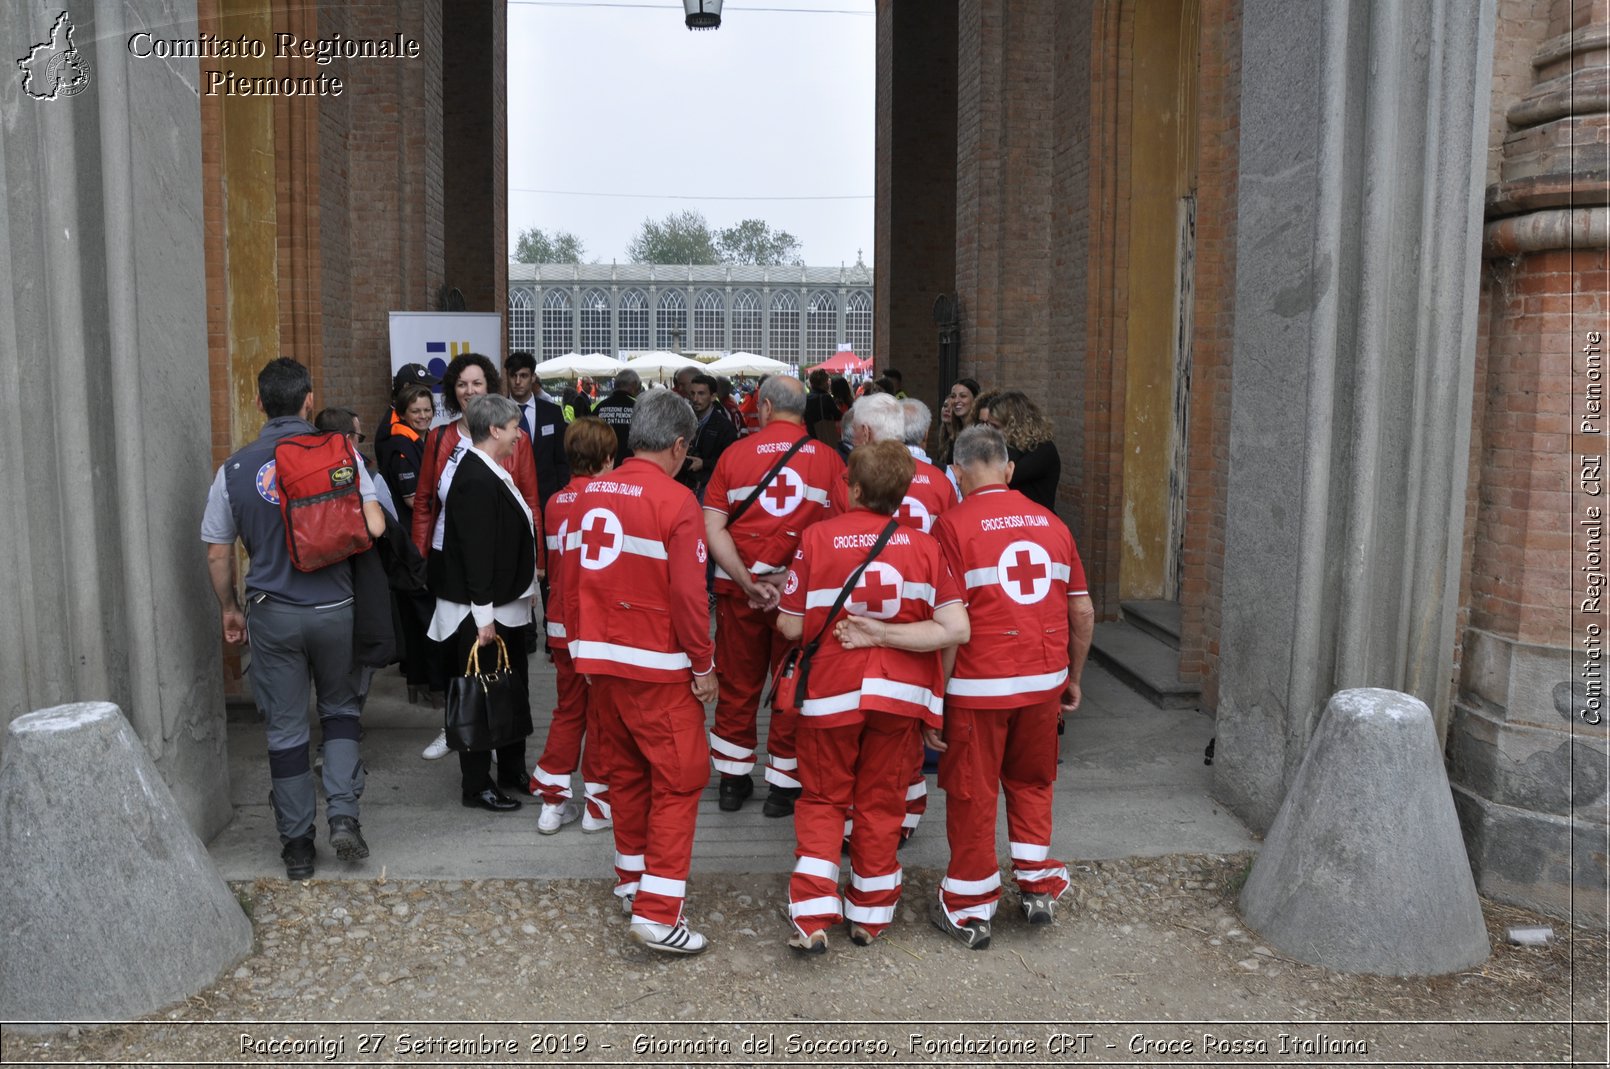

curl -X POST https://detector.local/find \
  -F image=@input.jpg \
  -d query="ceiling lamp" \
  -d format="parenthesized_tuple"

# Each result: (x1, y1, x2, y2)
(684, 0, 722, 31)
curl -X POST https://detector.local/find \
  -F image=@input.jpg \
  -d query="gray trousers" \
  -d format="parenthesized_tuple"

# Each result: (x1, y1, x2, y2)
(245, 596, 364, 841)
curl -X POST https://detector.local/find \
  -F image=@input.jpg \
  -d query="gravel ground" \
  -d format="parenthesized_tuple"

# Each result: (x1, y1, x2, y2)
(5, 853, 1604, 1067)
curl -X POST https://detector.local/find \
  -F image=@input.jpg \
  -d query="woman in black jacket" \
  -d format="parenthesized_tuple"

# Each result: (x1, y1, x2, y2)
(376, 383, 437, 703)
(978, 390, 1061, 511)
(426, 394, 539, 812)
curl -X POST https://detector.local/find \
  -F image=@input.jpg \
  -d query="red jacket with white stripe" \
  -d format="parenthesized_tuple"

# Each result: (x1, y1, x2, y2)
(932, 484, 1089, 709)
(830, 451, 957, 534)
(778, 508, 964, 729)
(570, 458, 715, 683)
(542, 474, 592, 653)
(702, 419, 844, 595)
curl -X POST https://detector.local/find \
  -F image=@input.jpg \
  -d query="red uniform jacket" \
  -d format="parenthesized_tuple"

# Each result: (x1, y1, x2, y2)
(932, 484, 1089, 709)
(570, 457, 715, 684)
(543, 474, 592, 652)
(830, 451, 958, 535)
(702, 420, 845, 595)
(410, 422, 546, 571)
(778, 508, 964, 730)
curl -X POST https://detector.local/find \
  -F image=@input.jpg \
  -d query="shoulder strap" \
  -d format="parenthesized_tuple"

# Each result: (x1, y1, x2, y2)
(795, 518, 900, 701)
(726, 433, 811, 527)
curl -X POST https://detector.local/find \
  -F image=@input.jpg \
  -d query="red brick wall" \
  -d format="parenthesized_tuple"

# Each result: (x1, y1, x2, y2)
(319, 2, 353, 419)
(1049, 2, 1093, 542)
(443, 0, 508, 319)
(1176, 0, 1241, 709)
(875, 0, 957, 414)
(274, 0, 323, 394)
(1468, 247, 1604, 648)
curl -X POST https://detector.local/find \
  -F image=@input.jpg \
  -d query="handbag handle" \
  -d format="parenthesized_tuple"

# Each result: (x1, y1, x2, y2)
(461, 634, 512, 676)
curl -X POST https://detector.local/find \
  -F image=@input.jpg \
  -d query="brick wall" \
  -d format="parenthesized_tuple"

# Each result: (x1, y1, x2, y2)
(443, 0, 508, 319)
(1486, 0, 1556, 187)
(319, 2, 353, 420)
(1176, 0, 1241, 709)
(875, 0, 957, 413)
(1049, 2, 1093, 541)
(1469, 247, 1603, 648)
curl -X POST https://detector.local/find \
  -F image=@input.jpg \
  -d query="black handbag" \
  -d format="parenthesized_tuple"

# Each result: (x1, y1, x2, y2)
(444, 636, 531, 752)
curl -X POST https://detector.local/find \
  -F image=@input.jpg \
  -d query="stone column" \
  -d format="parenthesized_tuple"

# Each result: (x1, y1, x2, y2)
(1447, 0, 1609, 918)
(0, 0, 228, 836)
(1216, 0, 1498, 829)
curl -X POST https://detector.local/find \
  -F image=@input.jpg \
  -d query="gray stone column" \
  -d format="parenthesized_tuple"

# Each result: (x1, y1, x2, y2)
(0, 0, 229, 837)
(1216, 0, 1497, 829)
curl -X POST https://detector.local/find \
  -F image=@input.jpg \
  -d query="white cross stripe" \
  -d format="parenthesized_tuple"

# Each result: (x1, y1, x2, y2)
(946, 668, 1069, 697)
(765, 765, 801, 789)
(789, 896, 843, 918)
(708, 733, 752, 759)
(769, 756, 799, 771)
(793, 856, 841, 882)
(726, 484, 830, 505)
(965, 562, 1074, 588)
(531, 765, 571, 788)
(620, 534, 667, 560)
(638, 874, 686, 898)
(941, 872, 1002, 896)
(572, 641, 692, 671)
(850, 869, 902, 893)
(1009, 841, 1050, 863)
(843, 902, 896, 924)
(615, 852, 645, 871)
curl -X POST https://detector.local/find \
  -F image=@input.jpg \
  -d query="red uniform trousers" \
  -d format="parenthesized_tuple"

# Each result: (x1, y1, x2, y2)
(591, 674, 709, 926)
(936, 699, 1070, 924)
(710, 592, 797, 786)
(531, 649, 609, 821)
(788, 711, 922, 938)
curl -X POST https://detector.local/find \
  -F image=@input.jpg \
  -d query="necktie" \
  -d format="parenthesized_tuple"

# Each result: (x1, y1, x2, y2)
(519, 402, 532, 437)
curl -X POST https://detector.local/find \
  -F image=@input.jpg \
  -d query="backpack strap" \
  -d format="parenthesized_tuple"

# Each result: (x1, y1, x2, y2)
(725, 432, 811, 528)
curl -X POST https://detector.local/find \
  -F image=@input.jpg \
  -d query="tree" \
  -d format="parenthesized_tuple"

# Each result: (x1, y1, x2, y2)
(513, 227, 585, 264)
(716, 218, 805, 266)
(626, 210, 721, 265)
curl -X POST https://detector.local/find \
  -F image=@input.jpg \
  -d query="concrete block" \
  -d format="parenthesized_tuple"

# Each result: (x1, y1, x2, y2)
(1447, 701, 1609, 819)
(0, 703, 252, 1024)
(1240, 689, 1490, 975)
(1453, 783, 1609, 921)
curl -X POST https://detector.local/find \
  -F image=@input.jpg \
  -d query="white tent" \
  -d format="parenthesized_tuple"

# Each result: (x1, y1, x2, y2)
(703, 351, 794, 377)
(625, 350, 703, 383)
(534, 351, 623, 377)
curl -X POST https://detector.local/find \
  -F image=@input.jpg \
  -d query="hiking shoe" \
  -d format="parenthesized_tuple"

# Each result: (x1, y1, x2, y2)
(281, 835, 315, 880)
(718, 774, 753, 812)
(581, 810, 613, 834)
(328, 817, 369, 862)
(762, 785, 800, 818)
(537, 800, 582, 835)
(848, 923, 877, 946)
(629, 920, 708, 955)
(930, 902, 991, 949)
(788, 928, 829, 955)
(421, 729, 449, 760)
(1021, 892, 1057, 926)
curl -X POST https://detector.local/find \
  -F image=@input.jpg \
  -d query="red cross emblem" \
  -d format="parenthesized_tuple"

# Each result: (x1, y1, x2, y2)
(577, 508, 624, 570)
(758, 466, 805, 517)
(895, 495, 932, 533)
(848, 562, 903, 621)
(998, 540, 1053, 604)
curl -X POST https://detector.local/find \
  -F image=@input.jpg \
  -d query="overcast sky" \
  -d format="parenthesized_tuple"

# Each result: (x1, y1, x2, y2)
(506, 0, 875, 268)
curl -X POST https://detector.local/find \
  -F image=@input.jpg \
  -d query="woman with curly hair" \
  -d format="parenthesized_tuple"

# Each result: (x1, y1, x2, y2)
(976, 389, 1061, 510)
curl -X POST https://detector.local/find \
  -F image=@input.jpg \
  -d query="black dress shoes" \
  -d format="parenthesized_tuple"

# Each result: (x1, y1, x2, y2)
(718, 774, 754, 812)
(462, 786, 522, 812)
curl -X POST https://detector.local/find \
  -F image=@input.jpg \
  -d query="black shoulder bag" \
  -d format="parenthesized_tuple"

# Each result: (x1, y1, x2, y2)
(768, 519, 900, 714)
(725, 434, 811, 528)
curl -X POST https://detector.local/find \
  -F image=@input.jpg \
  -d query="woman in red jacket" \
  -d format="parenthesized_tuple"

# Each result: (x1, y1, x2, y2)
(413, 353, 545, 765)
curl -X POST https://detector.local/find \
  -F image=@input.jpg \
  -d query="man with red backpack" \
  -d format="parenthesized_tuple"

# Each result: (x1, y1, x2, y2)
(202, 358, 387, 881)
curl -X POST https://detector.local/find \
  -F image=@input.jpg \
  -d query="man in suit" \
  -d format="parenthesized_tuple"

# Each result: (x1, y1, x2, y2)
(677, 373, 738, 500)
(505, 351, 569, 513)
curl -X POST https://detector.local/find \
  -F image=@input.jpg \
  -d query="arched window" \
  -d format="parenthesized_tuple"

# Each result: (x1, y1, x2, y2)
(845, 290, 872, 359)
(542, 288, 573, 359)
(580, 288, 611, 355)
(805, 290, 839, 362)
(618, 289, 648, 353)
(730, 290, 762, 354)
(769, 290, 799, 363)
(656, 289, 687, 351)
(693, 289, 724, 351)
(508, 288, 535, 353)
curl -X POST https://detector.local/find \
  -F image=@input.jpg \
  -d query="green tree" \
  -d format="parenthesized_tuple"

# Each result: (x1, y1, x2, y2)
(716, 218, 805, 266)
(513, 227, 586, 264)
(626, 210, 721, 265)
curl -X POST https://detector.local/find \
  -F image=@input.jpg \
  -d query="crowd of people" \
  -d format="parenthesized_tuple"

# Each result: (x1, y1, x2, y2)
(204, 353, 1088, 958)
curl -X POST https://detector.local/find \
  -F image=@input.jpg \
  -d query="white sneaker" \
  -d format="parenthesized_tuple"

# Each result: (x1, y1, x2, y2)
(421, 729, 449, 760)
(581, 810, 613, 834)
(537, 800, 582, 835)
(618, 892, 635, 917)
(629, 919, 708, 955)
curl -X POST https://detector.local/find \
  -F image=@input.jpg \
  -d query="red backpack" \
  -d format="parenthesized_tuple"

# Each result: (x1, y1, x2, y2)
(273, 433, 373, 572)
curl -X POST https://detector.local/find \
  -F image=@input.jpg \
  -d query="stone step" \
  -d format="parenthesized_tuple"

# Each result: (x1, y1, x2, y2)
(1089, 620, 1201, 711)
(1120, 598, 1182, 649)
